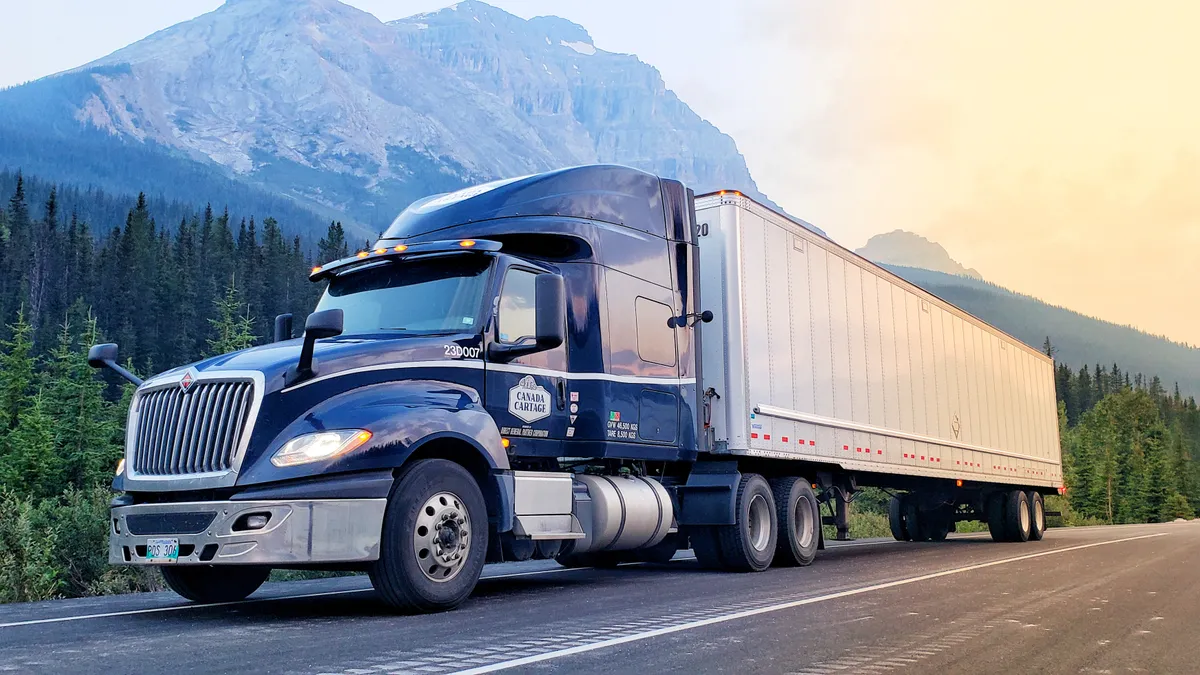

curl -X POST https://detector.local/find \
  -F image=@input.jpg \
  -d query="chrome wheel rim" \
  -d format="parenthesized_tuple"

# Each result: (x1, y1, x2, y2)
(748, 493, 772, 551)
(413, 491, 470, 582)
(794, 494, 815, 548)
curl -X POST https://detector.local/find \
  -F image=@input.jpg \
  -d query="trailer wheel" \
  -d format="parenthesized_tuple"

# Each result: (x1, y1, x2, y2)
(160, 565, 269, 604)
(1003, 490, 1031, 542)
(1027, 491, 1046, 541)
(769, 477, 820, 566)
(925, 506, 951, 542)
(986, 493, 1007, 542)
(904, 498, 927, 541)
(369, 459, 488, 613)
(888, 495, 909, 541)
(699, 473, 777, 572)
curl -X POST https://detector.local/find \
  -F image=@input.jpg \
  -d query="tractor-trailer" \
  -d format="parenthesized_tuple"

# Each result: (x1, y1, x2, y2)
(91, 165, 1062, 612)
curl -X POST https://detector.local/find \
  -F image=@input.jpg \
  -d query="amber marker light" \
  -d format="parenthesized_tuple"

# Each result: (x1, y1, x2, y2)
(956, 479, 963, 487)
(356, 251, 369, 259)
(393, 245, 408, 252)
(374, 248, 386, 255)
(115, 458, 125, 476)
(311, 266, 322, 275)
(501, 438, 511, 449)
(459, 240, 476, 247)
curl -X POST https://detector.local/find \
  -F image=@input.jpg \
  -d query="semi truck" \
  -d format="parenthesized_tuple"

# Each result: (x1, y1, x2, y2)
(91, 165, 1063, 613)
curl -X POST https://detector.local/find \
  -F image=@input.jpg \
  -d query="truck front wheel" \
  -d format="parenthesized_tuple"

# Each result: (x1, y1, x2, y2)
(369, 459, 488, 613)
(161, 565, 269, 604)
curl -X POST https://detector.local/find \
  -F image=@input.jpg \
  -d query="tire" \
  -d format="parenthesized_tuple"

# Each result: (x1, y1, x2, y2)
(904, 498, 926, 542)
(1003, 490, 1031, 542)
(369, 459, 489, 613)
(635, 532, 682, 564)
(705, 473, 778, 572)
(925, 506, 951, 542)
(888, 495, 909, 541)
(690, 526, 725, 570)
(1027, 491, 1046, 541)
(770, 477, 820, 567)
(161, 566, 269, 604)
(986, 493, 1007, 542)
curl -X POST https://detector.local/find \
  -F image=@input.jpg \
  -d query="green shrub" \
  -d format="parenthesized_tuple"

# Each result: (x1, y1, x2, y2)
(0, 490, 61, 602)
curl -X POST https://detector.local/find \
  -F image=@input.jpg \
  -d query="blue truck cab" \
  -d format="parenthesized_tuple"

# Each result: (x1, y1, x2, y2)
(99, 165, 715, 611)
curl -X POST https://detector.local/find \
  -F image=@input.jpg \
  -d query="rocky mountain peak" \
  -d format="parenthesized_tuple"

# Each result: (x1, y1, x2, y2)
(855, 230, 983, 280)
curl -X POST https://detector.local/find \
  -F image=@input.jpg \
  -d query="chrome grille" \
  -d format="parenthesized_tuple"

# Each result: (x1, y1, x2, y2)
(131, 380, 255, 476)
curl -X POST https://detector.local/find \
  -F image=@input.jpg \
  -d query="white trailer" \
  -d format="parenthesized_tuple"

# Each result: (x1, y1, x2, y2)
(693, 191, 1062, 544)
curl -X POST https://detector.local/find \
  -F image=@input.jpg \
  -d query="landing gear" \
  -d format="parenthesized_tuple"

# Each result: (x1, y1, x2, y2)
(692, 473, 777, 572)
(370, 459, 488, 613)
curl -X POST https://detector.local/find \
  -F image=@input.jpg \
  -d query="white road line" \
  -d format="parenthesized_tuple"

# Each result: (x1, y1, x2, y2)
(0, 565, 591, 629)
(448, 532, 1169, 674)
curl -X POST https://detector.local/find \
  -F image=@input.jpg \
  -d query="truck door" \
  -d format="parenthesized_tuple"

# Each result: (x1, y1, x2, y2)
(484, 264, 570, 457)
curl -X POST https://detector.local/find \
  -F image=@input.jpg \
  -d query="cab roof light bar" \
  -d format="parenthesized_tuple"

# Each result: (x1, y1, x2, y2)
(309, 238, 502, 281)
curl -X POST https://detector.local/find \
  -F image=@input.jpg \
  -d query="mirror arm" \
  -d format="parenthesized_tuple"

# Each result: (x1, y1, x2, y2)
(101, 360, 143, 387)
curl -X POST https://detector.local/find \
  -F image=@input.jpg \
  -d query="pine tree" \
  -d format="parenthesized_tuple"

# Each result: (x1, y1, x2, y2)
(0, 390, 63, 500)
(317, 221, 349, 264)
(0, 309, 35, 430)
(206, 277, 256, 356)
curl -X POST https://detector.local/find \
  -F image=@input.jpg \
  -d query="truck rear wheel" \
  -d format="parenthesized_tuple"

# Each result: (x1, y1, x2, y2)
(693, 473, 777, 572)
(1003, 489, 1031, 542)
(160, 565, 269, 604)
(770, 477, 819, 566)
(1027, 491, 1046, 541)
(888, 495, 909, 541)
(369, 459, 488, 613)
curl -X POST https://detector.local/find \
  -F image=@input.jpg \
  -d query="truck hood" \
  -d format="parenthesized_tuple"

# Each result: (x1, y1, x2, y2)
(147, 333, 479, 394)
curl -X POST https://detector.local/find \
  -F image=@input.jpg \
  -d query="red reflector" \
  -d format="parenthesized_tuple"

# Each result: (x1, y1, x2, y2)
(764, 434, 771, 440)
(782, 437, 788, 443)
(751, 433, 758, 439)
(877, 450, 882, 454)
(843, 445, 849, 450)
(809, 440, 815, 446)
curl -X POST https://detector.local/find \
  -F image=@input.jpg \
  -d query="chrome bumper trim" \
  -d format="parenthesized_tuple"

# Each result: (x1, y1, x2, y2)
(110, 499, 386, 565)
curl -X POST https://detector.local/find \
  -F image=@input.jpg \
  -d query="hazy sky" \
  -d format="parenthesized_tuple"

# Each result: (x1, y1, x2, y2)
(2, 1, 1198, 344)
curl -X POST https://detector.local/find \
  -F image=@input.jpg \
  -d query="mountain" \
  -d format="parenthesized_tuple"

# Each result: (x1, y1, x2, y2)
(0, 0, 767, 240)
(887, 264, 1200, 396)
(857, 230, 983, 280)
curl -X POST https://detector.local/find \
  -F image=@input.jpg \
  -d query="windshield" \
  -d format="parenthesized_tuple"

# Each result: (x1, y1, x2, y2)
(315, 255, 491, 335)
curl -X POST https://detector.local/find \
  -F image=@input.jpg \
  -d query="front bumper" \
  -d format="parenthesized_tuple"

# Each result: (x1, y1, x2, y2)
(110, 498, 386, 566)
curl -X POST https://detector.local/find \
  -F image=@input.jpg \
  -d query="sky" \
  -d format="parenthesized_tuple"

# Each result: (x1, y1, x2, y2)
(1, 1, 1198, 345)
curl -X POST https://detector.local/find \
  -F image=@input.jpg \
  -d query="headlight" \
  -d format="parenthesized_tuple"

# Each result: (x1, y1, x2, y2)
(270, 430, 372, 467)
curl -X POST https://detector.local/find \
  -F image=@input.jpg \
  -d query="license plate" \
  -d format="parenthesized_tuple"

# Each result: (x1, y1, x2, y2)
(145, 538, 180, 563)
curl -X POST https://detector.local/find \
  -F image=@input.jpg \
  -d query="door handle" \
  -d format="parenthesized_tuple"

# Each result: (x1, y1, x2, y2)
(556, 380, 567, 410)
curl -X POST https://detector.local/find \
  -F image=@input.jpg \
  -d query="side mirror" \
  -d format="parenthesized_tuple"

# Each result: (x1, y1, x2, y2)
(534, 274, 565, 350)
(87, 343, 143, 386)
(273, 313, 293, 343)
(285, 309, 343, 386)
(488, 274, 566, 363)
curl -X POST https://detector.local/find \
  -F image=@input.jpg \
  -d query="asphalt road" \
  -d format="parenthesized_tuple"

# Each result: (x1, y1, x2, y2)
(2, 522, 1197, 675)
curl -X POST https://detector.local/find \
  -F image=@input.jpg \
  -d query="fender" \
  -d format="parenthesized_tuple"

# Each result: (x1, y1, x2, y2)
(237, 379, 509, 486)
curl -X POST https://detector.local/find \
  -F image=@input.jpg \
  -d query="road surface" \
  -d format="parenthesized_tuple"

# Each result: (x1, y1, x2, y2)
(2, 522, 1197, 674)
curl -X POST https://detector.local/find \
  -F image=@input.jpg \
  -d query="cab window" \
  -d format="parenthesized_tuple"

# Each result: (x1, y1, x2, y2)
(497, 268, 538, 344)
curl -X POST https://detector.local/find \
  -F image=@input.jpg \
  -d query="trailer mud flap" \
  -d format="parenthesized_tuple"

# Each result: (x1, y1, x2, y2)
(677, 461, 740, 526)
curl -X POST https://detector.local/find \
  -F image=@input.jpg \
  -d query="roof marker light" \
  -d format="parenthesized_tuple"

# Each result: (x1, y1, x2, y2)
(356, 251, 369, 259)
(459, 240, 476, 247)
(393, 245, 408, 252)
(374, 248, 386, 255)
(311, 266, 322, 275)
